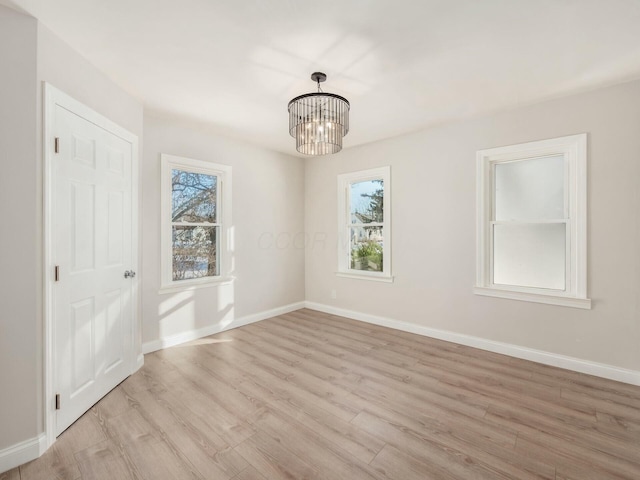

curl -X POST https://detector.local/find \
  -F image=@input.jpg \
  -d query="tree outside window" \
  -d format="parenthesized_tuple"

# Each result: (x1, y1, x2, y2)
(337, 166, 392, 281)
(160, 154, 232, 292)
(171, 170, 219, 280)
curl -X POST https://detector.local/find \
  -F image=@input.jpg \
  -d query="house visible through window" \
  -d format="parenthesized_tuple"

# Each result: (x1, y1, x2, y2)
(161, 154, 232, 292)
(475, 134, 590, 308)
(337, 166, 392, 281)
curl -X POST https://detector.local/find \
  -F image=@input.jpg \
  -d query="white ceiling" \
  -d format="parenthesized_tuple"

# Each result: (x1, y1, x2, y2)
(5, 0, 640, 156)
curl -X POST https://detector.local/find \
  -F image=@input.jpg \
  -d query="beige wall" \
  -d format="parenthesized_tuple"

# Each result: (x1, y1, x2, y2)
(305, 79, 640, 372)
(141, 113, 305, 347)
(37, 25, 144, 140)
(0, 5, 38, 451)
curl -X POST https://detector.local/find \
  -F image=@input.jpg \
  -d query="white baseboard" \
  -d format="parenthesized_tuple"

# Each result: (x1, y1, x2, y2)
(304, 301, 640, 387)
(0, 433, 46, 474)
(136, 353, 144, 370)
(142, 301, 306, 354)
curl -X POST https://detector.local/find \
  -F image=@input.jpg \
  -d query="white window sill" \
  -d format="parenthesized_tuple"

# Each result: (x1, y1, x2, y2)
(159, 277, 234, 295)
(473, 286, 591, 309)
(336, 272, 394, 283)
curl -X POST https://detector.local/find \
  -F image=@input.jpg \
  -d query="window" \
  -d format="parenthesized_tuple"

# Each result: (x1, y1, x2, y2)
(160, 154, 232, 292)
(337, 166, 392, 282)
(475, 134, 590, 308)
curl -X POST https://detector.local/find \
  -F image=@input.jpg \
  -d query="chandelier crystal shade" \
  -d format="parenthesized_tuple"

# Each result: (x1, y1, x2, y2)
(288, 72, 350, 155)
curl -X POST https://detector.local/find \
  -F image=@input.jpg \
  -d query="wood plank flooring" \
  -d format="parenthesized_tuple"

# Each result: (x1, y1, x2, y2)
(9, 308, 640, 479)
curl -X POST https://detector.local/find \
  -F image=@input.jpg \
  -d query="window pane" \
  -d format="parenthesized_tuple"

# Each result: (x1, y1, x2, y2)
(350, 226, 383, 272)
(350, 179, 383, 224)
(172, 169, 217, 223)
(172, 226, 218, 280)
(495, 155, 564, 221)
(493, 223, 565, 290)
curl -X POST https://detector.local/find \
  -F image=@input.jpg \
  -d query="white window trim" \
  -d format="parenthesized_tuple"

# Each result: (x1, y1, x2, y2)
(160, 154, 233, 294)
(475, 134, 591, 309)
(337, 166, 392, 282)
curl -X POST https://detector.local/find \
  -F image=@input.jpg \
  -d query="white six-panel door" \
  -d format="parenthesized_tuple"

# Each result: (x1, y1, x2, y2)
(52, 102, 136, 436)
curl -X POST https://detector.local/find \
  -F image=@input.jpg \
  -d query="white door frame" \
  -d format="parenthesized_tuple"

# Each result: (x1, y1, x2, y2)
(43, 82, 142, 450)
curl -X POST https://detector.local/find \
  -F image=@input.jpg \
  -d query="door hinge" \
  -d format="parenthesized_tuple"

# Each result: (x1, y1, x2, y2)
(54, 265, 60, 282)
(55, 394, 61, 410)
(54, 137, 60, 154)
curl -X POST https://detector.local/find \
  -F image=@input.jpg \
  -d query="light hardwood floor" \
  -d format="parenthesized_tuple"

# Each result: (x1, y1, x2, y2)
(6, 309, 640, 480)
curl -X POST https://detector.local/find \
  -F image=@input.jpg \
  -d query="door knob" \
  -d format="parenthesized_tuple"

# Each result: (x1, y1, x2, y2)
(124, 270, 136, 279)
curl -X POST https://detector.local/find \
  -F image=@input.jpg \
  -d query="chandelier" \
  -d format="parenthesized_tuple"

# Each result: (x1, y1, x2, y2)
(288, 72, 350, 155)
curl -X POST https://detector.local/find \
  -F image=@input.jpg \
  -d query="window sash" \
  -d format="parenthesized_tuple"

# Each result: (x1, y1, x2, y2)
(170, 169, 221, 281)
(171, 222, 221, 227)
(348, 179, 385, 275)
(171, 169, 219, 224)
(172, 225, 220, 280)
(475, 134, 589, 307)
(488, 155, 570, 294)
(337, 167, 391, 279)
(348, 222, 384, 228)
(489, 221, 570, 292)
(160, 154, 232, 292)
(492, 154, 568, 222)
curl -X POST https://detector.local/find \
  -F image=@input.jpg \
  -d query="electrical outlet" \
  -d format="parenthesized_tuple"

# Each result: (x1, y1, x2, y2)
(330, 289, 337, 299)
